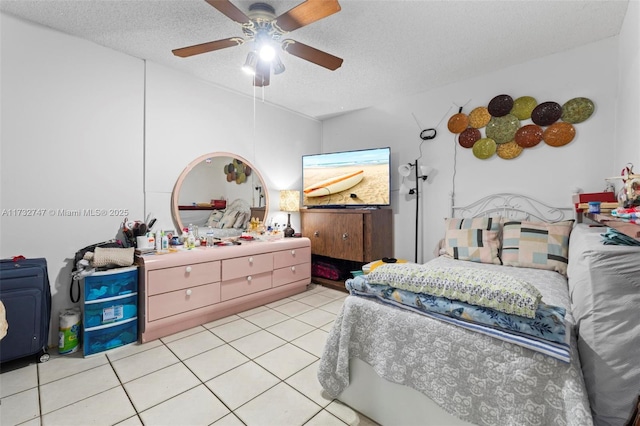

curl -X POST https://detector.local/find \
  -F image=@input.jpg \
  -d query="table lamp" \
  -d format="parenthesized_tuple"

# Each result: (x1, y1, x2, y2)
(279, 190, 300, 237)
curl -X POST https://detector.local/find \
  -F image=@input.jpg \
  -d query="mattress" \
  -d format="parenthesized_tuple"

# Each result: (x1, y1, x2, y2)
(567, 224, 640, 426)
(319, 256, 593, 425)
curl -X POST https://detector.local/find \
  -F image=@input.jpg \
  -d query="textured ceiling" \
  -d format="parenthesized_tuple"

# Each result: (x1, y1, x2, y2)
(0, 0, 630, 120)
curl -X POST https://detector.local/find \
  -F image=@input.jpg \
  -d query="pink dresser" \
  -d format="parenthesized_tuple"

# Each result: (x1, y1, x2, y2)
(136, 238, 311, 342)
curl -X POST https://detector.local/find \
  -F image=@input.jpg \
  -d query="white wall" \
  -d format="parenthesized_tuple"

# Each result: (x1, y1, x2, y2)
(1, 13, 145, 346)
(615, 0, 640, 172)
(0, 13, 322, 347)
(143, 61, 322, 235)
(322, 38, 621, 263)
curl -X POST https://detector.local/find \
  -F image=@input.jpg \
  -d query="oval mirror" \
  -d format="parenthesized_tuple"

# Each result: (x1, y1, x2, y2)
(171, 152, 268, 234)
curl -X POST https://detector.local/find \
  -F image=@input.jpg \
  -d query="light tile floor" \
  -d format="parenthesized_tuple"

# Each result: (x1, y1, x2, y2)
(0, 284, 379, 426)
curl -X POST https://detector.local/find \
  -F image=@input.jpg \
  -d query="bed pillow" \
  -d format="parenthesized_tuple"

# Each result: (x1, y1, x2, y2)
(206, 210, 225, 227)
(443, 217, 502, 265)
(233, 212, 248, 229)
(501, 220, 574, 275)
(367, 263, 542, 318)
(217, 210, 239, 229)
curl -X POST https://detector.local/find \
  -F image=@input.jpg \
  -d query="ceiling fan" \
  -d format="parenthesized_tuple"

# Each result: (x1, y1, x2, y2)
(172, 0, 343, 87)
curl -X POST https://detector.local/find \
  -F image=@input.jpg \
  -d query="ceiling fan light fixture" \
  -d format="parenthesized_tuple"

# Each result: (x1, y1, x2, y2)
(272, 55, 285, 75)
(242, 51, 258, 75)
(259, 44, 276, 62)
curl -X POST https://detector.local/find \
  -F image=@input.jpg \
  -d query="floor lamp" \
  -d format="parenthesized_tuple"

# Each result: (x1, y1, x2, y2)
(399, 160, 434, 263)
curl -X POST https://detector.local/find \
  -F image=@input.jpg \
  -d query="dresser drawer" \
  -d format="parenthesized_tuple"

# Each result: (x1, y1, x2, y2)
(221, 253, 272, 281)
(84, 318, 137, 356)
(148, 261, 220, 296)
(273, 247, 311, 269)
(84, 267, 137, 301)
(221, 272, 271, 301)
(273, 262, 311, 288)
(84, 294, 138, 328)
(148, 282, 220, 321)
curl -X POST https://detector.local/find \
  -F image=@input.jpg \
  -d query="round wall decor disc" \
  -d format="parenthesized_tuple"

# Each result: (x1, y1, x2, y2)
(497, 140, 524, 159)
(458, 128, 481, 148)
(543, 122, 576, 147)
(485, 114, 520, 144)
(488, 94, 514, 117)
(531, 101, 562, 126)
(468, 107, 491, 129)
(447, 113, 469, 133)
(515, 124, 544, 148)
(511, 96, 538, 120)
(472, 138, 497, 159)
(561, 97, 595, 123)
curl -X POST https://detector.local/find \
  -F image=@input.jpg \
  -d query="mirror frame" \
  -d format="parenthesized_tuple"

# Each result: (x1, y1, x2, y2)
(171, 152, 269, 232)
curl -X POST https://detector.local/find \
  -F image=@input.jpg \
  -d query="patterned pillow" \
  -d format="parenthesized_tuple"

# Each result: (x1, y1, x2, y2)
(233, 212, 249, 229)
(501, 220, 574, 275)
(206, 210, 224, 227)
(367, 263, 542, 318)
(218, 210, 239, 229)
(443, 217, 502, 265)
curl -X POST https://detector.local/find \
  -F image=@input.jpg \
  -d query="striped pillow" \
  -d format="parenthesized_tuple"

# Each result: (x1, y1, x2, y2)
(443, 217, 502, 265)
(502, 220, 574, 275)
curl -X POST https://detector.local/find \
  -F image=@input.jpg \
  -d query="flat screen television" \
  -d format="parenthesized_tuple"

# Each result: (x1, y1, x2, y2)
(302, 147, 391, 208)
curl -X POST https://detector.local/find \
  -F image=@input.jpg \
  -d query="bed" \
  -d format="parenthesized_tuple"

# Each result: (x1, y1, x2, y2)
(318, 194, 595, 426)
(567, 224, 640, 426)
(178, 198, 252, 239)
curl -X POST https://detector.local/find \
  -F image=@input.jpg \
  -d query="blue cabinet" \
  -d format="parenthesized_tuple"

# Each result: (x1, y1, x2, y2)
(82, 267, 138, 356)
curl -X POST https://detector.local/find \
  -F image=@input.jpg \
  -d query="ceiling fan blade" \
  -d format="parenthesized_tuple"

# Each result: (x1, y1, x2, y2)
(172, 37, 244, 57)
(282, 39, 343, 71)
(204, 0, 251, 24)
(275, 0, 341, 32)
(254, 59, 271, 87)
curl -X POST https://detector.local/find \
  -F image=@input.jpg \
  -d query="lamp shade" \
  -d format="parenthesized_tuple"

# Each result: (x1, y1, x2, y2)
(242, 51, 258, 75)
(420, 165, 434, 177)
(398, 164, 412, 177)
(279, 190, 300, 212)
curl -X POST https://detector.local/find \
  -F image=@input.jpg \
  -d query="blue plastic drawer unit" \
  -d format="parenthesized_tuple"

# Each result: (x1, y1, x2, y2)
(82, 267, 139, 356)
(84, 294, 137, 328)
(84, 267, 137, 301)
(83, 318, 138, 356)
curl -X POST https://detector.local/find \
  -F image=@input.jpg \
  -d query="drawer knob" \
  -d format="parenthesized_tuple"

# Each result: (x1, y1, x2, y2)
(185, 266, 192, 273)
(291, 266, 296, 272)
(291, 250, 296, 255)
(314, 231, 320, 237)
(342, 233, 349, 240)
(247, 275, 252, 282)
(248, 257, 253, 263)
(186, 289, 192, 296)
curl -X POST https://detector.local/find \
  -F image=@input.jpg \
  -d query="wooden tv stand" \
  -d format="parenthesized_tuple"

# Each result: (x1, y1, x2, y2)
(136, 238, 311, 342)
(300, 208, 393, 290)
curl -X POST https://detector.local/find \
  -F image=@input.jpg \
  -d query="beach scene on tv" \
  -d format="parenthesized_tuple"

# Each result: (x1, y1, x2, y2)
(302, 148, 390, 206)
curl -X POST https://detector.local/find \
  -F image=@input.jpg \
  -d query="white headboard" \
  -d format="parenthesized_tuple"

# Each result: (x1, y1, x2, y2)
(451, 193, 572, 222)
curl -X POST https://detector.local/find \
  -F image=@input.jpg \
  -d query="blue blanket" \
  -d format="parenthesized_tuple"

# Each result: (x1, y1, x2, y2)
(346, 275, 571, 362)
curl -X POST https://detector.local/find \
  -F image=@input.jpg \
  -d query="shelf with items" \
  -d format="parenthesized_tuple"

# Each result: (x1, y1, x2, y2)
(584, 213, 640, 241)
(572, 192, 639, 241)
(178, 205, 224, 211)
